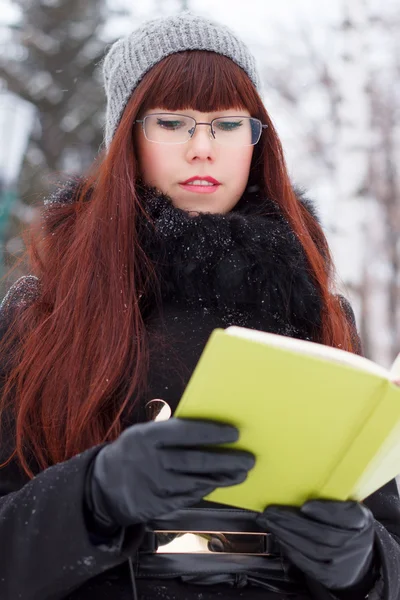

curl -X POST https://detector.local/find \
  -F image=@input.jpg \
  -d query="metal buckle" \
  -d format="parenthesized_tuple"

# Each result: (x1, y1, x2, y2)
(153, 530, 272, 555)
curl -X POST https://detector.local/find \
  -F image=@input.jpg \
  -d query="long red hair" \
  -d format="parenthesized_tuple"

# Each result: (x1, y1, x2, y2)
(0, 51, 355, 477)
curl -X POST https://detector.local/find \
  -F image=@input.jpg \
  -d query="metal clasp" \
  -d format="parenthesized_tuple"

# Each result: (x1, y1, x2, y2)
(153, 530, 272, 555)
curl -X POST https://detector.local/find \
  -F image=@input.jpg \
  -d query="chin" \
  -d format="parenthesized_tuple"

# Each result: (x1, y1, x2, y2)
(187, 205, 227, 215)
(172, 199, 229, 215)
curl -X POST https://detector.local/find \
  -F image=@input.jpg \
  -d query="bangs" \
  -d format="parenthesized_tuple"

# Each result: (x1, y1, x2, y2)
(138, 50, 260, 115)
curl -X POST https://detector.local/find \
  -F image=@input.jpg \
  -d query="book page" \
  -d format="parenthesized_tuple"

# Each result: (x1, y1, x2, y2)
(389, 352, 400, 385)
(351, 421, 400, 500)
(225, 327, 388, 378)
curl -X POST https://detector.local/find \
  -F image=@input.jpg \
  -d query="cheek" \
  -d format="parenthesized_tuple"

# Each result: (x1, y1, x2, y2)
(138, 145, 163, 185)
(137, 141, 177, 187)
(225, 148, 253, 185)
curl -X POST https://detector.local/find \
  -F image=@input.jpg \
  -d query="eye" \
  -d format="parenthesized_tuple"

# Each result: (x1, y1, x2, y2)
(215, 120, 243, 131)
(156, 118, 185, 130)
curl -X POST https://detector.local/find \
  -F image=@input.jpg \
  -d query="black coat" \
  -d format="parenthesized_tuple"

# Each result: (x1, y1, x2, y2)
(0, 185, 399, 600)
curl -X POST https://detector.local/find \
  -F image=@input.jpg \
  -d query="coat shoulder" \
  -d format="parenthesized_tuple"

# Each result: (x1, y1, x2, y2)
(0, 276, 40, 330)
(293, 185, 321, 223)
(336, 295, 363, 355)
(43, 177, 89, 207)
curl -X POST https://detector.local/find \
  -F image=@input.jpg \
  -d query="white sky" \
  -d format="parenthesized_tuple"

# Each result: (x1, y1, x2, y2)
(189, 0, 341, 35)
(0, 1, 21, 26)
(101, 0, 343, 42)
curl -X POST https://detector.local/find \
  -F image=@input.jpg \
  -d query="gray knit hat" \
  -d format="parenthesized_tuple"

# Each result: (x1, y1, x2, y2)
(102, 12, 261, 149)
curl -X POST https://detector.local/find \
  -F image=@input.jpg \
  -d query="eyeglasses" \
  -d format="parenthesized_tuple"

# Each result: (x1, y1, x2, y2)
(135, 113, 268, 147)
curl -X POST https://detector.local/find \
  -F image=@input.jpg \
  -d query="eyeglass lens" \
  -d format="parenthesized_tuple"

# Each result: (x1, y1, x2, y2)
(143, 114, 262, 146)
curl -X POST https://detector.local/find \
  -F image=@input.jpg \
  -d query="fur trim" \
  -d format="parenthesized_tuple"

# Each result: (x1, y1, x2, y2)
(138, 186, 323, 339)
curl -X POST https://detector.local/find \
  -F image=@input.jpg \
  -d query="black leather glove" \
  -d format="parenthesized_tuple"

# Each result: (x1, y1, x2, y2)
(258, 500, 377, 593)
(86, 418, 255, 530)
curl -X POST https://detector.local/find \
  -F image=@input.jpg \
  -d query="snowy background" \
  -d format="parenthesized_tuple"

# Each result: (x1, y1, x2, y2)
(0, 0, 399, 366)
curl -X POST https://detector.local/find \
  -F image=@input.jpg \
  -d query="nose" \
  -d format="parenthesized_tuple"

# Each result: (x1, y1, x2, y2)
(185, 124, 215, 162)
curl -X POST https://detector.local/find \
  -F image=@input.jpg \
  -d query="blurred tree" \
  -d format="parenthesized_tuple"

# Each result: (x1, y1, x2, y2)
(257, 1, 400, 364)
(0, 0, 131, 289)
(367, 12, 400, 363)
(0, 0, 109, 200)
(0, 93, 35, 286)
(331, 3, 400, 365)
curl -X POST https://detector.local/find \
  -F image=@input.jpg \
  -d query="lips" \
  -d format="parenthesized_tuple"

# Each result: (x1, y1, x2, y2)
(180, 176, 221, 186)
(179, 177, 221, 195)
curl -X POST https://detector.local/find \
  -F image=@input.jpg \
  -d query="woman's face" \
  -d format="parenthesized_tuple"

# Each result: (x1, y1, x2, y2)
(135, 108, 254, 214)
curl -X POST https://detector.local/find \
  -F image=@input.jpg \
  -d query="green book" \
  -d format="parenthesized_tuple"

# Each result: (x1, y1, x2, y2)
(174, 326, 400, 512)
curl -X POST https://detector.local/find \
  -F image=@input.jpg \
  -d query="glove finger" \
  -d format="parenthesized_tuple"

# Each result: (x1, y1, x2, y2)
(300, 500, 371, 530)
(276, 534, 372, 590)
(159, 468, 250, 496)
(274, 538, 335, 588)
(263, 516, 340, 562)
(156, 481, 229, 511)
(164, 448, 255, 475)
(216, 468, 250, 487)
(153, 418, 240, 447)
(262, 507, 353, 548)
(186, 468, 250, 490)
(263, 512, 372, 565)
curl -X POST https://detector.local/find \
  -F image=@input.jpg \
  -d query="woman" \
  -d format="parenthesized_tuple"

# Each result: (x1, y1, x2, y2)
(0, 11, 399, 600)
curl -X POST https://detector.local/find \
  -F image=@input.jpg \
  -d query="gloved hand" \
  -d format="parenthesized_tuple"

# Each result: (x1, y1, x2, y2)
(257, 500, 377, 592)
(87, 418, 255, 530)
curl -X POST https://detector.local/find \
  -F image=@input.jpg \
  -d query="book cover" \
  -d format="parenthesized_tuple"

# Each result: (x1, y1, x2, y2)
(174, 327, 400, 512)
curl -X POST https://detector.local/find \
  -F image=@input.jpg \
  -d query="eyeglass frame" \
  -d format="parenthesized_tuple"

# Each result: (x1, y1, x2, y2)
(134, 113, 269, 146)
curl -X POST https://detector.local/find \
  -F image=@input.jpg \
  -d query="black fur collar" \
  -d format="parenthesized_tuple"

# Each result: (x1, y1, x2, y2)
(137, 185, 323, 339)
